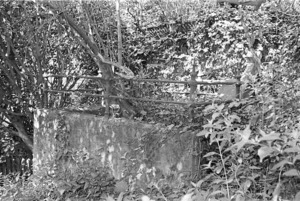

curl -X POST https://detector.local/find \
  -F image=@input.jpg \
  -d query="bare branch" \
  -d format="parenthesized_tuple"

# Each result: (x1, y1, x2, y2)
(83, 3, 109, 58)
(44, 2, 134, 78)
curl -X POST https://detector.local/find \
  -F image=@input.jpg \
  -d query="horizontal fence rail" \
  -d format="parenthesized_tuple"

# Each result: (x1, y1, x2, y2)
(43, 71, 242, 116)
(43, 74, 242, 85)
(45, 89, 233, 106)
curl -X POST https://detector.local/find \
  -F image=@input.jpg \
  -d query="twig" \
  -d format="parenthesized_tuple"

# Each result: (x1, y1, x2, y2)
(216, 139, 230, 199)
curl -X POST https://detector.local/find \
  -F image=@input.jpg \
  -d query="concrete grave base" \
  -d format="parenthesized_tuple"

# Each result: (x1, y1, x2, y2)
(33, 109, 198, 184)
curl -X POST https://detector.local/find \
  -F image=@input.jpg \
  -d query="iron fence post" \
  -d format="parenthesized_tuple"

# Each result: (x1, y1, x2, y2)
(235, 75, 242, 100)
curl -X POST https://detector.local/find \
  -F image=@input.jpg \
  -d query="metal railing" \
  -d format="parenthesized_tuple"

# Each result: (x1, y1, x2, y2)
(42, 66, 242, 116)
(41, 67, 243, 179)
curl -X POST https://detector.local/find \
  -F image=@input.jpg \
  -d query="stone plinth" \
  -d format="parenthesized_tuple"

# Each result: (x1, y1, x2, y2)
(33, 109, 194, 182)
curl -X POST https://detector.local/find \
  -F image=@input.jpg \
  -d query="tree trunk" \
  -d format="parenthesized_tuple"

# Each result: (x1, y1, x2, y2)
(9, 116, 33, 152)
(45, 2, 137, 116)
(116, 0, 123, 66)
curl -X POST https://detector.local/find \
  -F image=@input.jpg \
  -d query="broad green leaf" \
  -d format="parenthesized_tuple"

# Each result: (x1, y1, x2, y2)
(176, 54, 187, 59)
(209, 190, 226, 197)
(271, 159, 292, 171)
(283, 169, 300, 177)
(212, 112, 221, 120)
(265, 112, 275, 119)
(249, 166, 261, 170)
(204, 104, 216, 112)
(141, 110, 147, 115)
(258, 130, 281, 142)
(91, 172, 98, 178)
(203, 119, 214, 128)
(167, 124, 175, 129)
(57, 186, 66, 195)
(228, 101, 241, 108)
(229, 125, 251, 152)
(284, 147, 300, 153)
(194, 191, 209, 201)
(193, 174, 213, 188)
(258, 146, 276, 162)
(180, 193, 193, 201)
(213, 123, 223, 130)
(228, 114, 241, 123)
(235, 194, 245, 201)
(203, 151, 218, 157)
(141, 195, 151, 201)
(217, 103, 225, 111)
(248, 173, 260, 181)
(211, 178, 225, 184)
(15, 173, 20, 182)
(84, 181, 89, 190)
(242, 180, 252, 191)
(197, 130, 210, 137)
(293, 154, 300, 164)
(106, 195, 115, 201)
(224, 177, 233, 184)
(215, 166, 223, 174)
(290, 129, 300, 139)
(117, 192, 125, 201)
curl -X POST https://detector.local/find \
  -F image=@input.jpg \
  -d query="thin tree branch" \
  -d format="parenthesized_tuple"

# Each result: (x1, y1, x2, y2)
(44, 2, 134, 78)
(83, 3, 109, 58)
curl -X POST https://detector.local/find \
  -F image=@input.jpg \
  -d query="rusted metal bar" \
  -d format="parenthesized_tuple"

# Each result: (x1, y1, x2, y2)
(44, 89, 232, 106)
(118, 77, 241, 85)
(190, 64, 198, 177)
(43, 74, 242, 86)
(166, 92, 218, 95)
(190, 65, 197, 101)
(67, 88, 104, 92)
(235, 75, 242, 100)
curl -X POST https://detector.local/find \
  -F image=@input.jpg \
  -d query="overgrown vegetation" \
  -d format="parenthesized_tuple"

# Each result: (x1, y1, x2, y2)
(1, 0, 300, 200)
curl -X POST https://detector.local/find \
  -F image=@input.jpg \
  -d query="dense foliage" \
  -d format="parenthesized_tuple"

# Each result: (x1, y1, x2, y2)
(1, 0, 300, 200)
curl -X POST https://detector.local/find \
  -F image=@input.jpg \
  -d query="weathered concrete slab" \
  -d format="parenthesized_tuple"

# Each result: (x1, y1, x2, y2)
(33, 109, 195, 183)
